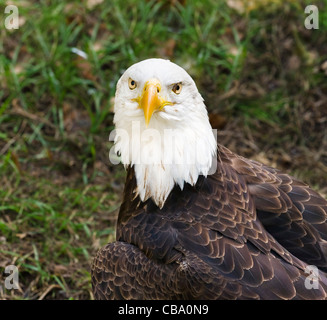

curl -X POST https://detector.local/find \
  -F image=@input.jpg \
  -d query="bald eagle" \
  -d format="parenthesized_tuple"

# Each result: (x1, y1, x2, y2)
(92, 58, 327, 300)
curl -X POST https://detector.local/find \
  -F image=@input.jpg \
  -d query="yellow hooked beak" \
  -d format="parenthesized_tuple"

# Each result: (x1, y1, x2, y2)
(133, 79, 173, 127)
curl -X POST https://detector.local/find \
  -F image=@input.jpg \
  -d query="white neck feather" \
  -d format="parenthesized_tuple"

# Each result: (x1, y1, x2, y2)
(114, 99, 217, 209)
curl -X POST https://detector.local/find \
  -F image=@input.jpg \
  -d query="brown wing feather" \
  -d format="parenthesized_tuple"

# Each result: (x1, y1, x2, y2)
(92, 144, 327, 299)
(221, 144, 327, 270)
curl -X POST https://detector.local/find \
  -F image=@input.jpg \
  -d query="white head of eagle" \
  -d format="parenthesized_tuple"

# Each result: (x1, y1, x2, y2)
(113, 58, 217, 208)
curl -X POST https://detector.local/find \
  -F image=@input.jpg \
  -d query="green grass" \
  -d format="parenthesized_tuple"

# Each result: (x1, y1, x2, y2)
(0, 151, 118, 299)
(1, 0, 327, 299)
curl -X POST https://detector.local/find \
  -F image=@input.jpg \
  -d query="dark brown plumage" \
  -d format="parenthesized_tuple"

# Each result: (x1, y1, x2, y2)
(91, 144, 327, 300)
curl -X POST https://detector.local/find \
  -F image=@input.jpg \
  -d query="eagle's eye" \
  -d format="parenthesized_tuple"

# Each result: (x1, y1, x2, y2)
(128, 78, 137, 90)
(172, 83, 182, 94)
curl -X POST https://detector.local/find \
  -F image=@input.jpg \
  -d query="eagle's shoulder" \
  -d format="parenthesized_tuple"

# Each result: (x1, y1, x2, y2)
(217, 144, 327, 271)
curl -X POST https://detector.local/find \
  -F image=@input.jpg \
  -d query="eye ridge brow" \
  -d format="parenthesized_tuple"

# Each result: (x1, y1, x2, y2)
(169, 81, 183, 87)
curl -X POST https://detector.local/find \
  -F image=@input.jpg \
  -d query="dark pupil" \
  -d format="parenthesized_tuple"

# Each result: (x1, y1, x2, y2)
(131, 81, 135, 86)
(175, 85, 179, 91)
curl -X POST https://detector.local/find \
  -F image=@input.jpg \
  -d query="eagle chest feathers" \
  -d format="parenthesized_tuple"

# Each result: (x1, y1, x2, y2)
(116, 157, 255, 266)
(91, 59, 327, 300)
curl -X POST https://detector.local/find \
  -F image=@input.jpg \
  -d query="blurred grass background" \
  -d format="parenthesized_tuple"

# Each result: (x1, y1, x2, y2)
(0, 0, 326, 299)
